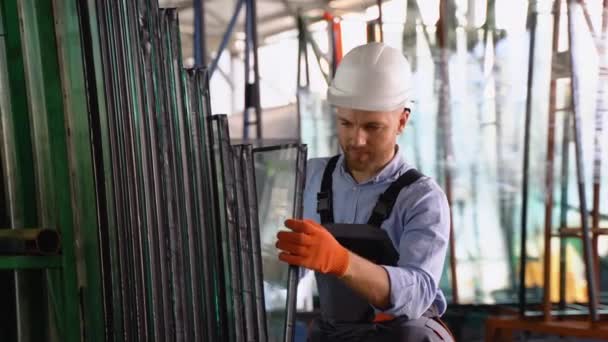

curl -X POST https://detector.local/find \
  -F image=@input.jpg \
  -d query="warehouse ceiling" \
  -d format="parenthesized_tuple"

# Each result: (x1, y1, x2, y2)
(158, 0, 379, 62)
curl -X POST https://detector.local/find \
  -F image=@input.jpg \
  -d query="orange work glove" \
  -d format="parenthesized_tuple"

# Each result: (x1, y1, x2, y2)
(276, 219, 350, 277)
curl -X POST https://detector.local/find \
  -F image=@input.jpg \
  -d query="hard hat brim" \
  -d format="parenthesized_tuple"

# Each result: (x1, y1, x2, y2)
(327, 86, 411, 112)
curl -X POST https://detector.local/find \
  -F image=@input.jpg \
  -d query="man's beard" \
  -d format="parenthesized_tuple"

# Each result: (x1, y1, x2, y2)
(344, 147, 373, 172)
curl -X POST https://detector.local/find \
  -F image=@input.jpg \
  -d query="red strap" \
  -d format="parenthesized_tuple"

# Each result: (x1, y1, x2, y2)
(373, 313, 395, 323)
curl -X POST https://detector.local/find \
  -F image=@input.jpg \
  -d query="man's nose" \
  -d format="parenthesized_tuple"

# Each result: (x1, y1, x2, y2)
(351, 128, 367, 147)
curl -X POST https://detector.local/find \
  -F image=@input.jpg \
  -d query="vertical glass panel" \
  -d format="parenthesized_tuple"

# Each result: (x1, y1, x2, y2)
(252, 144, 304, 341)
(390, 2, 558, 305)
(210, 115, 238, 341)
(560, 0, 608, 307)
(233, 144, 260, 342)
(297, 88, 339, 159)
(242, 144, 269, 342)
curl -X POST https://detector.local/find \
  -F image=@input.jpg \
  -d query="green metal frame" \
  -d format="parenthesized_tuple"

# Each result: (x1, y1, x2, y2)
(17, 0, 82, 339)
(0, 256, 62, 270)
(52, 0, 105, 340)
(0, 0, 106, 341)
(0, 1, 49, 341)
(0, 0, 37, 229)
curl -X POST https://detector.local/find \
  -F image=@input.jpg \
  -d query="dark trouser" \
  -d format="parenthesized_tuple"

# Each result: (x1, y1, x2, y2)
(308, 307, 454, 342)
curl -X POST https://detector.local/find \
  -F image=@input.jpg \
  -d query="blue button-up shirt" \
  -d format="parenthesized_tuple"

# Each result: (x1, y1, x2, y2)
(303, 151, 450, 319)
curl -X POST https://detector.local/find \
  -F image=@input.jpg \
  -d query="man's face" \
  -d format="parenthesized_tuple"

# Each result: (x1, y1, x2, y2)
(336, 107, 409, 174)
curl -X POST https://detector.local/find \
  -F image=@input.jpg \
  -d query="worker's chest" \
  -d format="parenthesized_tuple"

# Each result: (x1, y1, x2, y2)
(304, 177, 391, 219)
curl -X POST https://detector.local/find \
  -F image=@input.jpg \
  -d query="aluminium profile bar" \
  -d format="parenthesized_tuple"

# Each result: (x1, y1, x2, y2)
(283, 144, 307, 342)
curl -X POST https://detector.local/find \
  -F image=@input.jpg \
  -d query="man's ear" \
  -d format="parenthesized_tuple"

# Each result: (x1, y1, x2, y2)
(398, 109, 410, 134)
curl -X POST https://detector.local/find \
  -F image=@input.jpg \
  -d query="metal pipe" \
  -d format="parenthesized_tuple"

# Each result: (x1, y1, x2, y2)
(249, 0, 263, 139)
(591, 0, 608, 294)
(519, 0, 538, 316)
(469, 164, 483, 302)
(296, 14, 310, 89)
(306, 32, 330, 84)
(558, 110, 571, 310)
(327, 13, 343, 77)
(279, 1, 330, 85)
(296, 13, 310, 142)
(542, 0, 562, 321)
(576, 0, 598, 39)
(377, 0, 384, 42)
(244, 2, 251, 140)
(0, 228, 60, 255)
(437, 0, 459, 304)
(209, 0, 245, 78)
(194, 0, 207, 66)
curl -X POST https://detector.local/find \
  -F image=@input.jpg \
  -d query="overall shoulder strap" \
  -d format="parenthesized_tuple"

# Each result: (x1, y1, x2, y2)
(367, 168, 424, 227)
(316, 155, 340, 224)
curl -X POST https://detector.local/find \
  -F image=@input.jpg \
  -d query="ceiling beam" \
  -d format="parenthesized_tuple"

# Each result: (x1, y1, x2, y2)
(159, 0, 192, 10)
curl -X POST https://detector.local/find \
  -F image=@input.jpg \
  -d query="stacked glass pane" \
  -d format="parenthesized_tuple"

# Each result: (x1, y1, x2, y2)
(90, 3, 307, 341)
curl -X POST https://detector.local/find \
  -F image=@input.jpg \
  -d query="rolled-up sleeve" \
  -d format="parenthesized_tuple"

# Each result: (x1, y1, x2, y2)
(374, 180, 450, 319)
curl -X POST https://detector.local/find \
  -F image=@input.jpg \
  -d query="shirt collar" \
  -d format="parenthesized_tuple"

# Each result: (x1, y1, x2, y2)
(338, 146, 409, 185)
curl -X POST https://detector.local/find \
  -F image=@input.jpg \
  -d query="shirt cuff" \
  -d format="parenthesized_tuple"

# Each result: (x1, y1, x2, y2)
(372, 265, 413, 316)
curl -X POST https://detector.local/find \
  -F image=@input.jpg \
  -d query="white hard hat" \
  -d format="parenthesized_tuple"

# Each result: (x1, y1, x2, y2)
(327, 42, 413, 112)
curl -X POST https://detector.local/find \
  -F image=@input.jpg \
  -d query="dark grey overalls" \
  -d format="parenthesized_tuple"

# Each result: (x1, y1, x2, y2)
(309, 155, 454, 342)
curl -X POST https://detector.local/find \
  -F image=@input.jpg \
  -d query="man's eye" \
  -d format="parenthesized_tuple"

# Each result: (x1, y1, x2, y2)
(340, 122, 352, 127)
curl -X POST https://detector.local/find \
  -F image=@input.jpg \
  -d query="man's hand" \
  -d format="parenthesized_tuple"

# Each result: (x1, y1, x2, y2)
(276, 219, 350, 277)
(276, 219, 391, 309)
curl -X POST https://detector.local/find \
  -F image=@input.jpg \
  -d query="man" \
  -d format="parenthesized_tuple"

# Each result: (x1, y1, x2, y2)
(276, 43, 453, 341)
